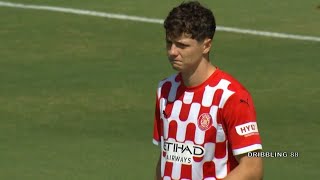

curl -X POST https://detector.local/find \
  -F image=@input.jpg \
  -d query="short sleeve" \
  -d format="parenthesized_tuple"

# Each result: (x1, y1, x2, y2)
(222, 91, 262, 155)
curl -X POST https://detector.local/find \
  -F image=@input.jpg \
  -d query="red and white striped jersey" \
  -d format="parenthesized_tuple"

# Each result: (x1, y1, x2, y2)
(153, 68, 262, 180)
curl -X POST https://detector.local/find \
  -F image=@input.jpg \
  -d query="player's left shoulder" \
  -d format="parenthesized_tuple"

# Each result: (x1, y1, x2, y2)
(218, 69, 246, 88)
(218, 70, 255, 106)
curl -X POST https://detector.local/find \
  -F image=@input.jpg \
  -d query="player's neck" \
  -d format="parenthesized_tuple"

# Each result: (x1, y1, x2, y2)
(181, 60, 216, 88)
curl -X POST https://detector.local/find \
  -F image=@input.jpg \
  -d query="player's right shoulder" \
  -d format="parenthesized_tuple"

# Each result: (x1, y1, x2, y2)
(157, 73, 180, 88)
(156, 73, 180, 99)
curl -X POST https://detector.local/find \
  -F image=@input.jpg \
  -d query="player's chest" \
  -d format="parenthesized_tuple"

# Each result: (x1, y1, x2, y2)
(160, 97, 226, 144)
(160, 97, 221, 129)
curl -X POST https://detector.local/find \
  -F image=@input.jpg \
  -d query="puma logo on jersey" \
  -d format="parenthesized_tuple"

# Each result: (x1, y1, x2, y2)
(240, 98, 249, 106)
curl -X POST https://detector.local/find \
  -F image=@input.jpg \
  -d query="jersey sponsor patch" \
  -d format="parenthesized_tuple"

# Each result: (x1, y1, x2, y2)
(235, 122, 259, 136)
(197, 113, 212, 131)
(163, 141, 205, 165)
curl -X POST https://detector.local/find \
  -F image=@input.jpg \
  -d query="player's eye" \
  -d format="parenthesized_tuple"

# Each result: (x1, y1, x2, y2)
(176, 42, 188, 49)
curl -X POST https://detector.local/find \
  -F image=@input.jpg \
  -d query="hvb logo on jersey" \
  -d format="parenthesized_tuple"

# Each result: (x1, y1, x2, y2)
(197, 113, 213, 131)
(235, 122, 259, 136)
(163, 141, 205, 165)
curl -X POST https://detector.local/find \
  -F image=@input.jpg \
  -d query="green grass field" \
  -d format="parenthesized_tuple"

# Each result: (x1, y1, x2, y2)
(0, 0, 319, 179)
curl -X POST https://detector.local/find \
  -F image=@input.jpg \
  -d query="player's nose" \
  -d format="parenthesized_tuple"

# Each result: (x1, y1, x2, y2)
(168, 44, 179, 56)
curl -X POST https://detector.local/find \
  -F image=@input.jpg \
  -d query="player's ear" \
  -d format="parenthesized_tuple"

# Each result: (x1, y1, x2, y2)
(202, 38, 212, 54)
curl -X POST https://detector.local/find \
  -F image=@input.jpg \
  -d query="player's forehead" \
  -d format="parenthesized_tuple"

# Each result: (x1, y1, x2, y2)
(166, 33, 196, 43)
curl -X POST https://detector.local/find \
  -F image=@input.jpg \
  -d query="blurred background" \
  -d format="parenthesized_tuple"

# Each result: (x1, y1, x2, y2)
(0, 0, 319, 179)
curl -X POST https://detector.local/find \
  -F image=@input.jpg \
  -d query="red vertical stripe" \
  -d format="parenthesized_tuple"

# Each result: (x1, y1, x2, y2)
(180, 164, 192, 179)
(161, 82, 172, 99)
(168, 121, 177, 139)
(184, 123, 196, 142)
(204, 126, 216, 143)
(215, 142, 227, 158)
(203, 161, 216, 178)
(164, 162, 173, 177)
(179, 103, 192, 121)
(212, 89, 223, 106)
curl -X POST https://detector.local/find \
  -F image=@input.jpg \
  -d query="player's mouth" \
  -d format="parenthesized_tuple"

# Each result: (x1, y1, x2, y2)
(169, 59, 181, 63)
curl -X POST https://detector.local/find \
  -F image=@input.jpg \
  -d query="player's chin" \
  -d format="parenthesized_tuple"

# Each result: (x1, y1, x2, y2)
(170, 63, 183, 71)
(170, 60, 182, 67)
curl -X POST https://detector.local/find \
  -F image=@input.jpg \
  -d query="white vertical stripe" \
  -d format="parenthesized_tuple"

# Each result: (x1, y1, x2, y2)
(194, 126, 206, 145)
(161, 97, 170, 140)
(203, 143, 215, 161)
(168, 80, 180, 102)
(192, 162, 203, 180)
(183, 91, 194, 104)
(202, 86, 216, 107)
(176, 121, 188, 142)
(217, 80, 234, 108)
(170, 100, 182, 120)
(209, 106, 218, 128)
(172, 163, 182, 179)
(216, 124, 226, 143)
(159, 98, 167, 119)
(214, 145, 228, 179)
(187, 103, 201, 123)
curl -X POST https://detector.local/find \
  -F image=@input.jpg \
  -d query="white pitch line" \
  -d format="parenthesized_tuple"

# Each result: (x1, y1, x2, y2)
(1, 1, 320, 42)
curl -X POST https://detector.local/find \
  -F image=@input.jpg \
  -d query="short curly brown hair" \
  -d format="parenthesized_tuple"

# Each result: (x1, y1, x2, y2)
(164, 1, 216, 42)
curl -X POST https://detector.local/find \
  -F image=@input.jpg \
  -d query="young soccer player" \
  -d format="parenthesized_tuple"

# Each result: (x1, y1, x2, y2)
(153, 1, 263, 180)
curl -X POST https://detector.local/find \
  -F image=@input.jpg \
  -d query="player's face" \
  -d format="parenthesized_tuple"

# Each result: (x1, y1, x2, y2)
(166, 34, 210, 72)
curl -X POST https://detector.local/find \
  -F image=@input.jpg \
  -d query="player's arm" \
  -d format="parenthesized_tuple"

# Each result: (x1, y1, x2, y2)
(222, 91, 263, 180)
(223, 151, 263, 180)
(154, 153, 161, 180)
